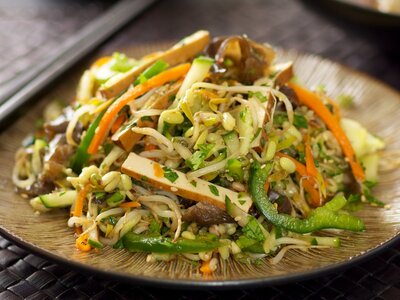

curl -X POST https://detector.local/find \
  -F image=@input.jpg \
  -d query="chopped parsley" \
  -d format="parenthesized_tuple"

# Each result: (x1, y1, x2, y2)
(208, 184, 219, 196)
(190, 180, 197, 187)
(186, 143, 214, 171)
(148, 219, 161, 234)
(236, 235, 257, 249)
(239, 108, 248, 122)
(249, 91, 267, 103)
(162, 167, 179, 183)
(107, 216, 117, 225)
(293, 114, 308, 129)
(242, 216, 265, 242)
(362, 181, 384, 207)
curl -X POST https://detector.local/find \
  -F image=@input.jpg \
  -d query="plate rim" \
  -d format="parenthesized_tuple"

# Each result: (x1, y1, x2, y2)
(325, 0, 400, 18)
(1, 48, 400, 289)
(1, 225, 399, 289)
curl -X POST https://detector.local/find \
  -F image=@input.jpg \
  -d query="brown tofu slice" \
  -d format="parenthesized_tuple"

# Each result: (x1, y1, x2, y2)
(100, 30, 210, 99)
(121, 152, 252, 212)
(112, 81, 181, 151)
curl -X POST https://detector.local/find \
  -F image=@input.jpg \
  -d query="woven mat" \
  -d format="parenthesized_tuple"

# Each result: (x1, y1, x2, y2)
(1, 0, 400, 298)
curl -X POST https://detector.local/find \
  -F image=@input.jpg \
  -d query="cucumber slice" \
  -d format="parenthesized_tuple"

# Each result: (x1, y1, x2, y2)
(39, 190, 77, 208)
(223, 131, 240, 155)
(88, 238, 103, 249)
(225, 195, 249, 227)
(175, 56, 214, 103)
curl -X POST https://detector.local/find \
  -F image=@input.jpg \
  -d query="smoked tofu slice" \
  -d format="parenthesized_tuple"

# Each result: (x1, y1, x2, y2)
(100, 30, 210, 99)
(121, 152, 253, 213)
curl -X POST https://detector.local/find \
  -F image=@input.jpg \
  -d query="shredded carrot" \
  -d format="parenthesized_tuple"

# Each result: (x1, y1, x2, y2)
(76, 234, 91, 252)
(264, 181, 270, 193)
(91, 56, 112, 69)
(111, 114, 127, 134)
(198, 89, 219, 99)
(304, 135, 318, 178)
(73, 184, 90, 217)
(119, 201, 141, 208)
(88, 63, 191, 155)
(200, 260, 213, 275)
(288, 82, 365, 182)
(276, 152, 322, 206)
(144, 143, 157, 151)
(153, 162, 164, 178)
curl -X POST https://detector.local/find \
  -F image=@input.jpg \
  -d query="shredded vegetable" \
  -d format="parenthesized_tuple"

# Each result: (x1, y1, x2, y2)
(13, 31, 385, 275)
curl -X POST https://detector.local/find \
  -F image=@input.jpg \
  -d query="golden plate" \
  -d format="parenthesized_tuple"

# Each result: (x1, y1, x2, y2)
(1, 43, 400, 288)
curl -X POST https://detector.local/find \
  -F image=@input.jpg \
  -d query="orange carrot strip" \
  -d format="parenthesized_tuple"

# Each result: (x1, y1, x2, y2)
(264, 181, 270, 193)
(73, 184, 90, 217)
(111, 114, 127, 134)
(76, 234, 91, 252)
(288, 82, 365, 182)
(144, 143, 157, 151)
(88, 63, 191, 155)
(276, 152, 322, 206)
(91, 56, 112, 68)
(153, 162, 164, 178)
(304, 136, 318, 178)
(119, 201, 141, 208)
(200, 260, 213, 275)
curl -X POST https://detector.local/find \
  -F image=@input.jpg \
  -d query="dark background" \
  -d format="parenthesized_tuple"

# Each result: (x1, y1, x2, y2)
(0, 0, 399, 299)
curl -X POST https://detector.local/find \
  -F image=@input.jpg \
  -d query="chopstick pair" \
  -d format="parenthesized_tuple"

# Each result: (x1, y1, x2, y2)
(0, 0, 158, 128)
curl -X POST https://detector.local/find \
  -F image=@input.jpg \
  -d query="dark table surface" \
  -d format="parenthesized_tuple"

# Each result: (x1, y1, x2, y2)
(1, 0, 400, 299)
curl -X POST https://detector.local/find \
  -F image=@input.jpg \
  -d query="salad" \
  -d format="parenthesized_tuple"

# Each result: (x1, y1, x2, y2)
(12, 31, 385, 274)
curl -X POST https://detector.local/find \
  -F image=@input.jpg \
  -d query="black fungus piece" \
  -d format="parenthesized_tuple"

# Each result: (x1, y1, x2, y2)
(182, 202, 234, 226)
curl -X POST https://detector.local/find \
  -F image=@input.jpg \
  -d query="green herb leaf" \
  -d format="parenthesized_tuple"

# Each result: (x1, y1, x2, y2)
(249, 91, 267, 103)
(185, 143, 214, 170)
(163, 167, 179, 183)
(107, 216, 117, 225)
(273, 112, 287, 126)
(190, 180, 197, 187)
(239, 108, 248, 122)
(242, 216, 265, 242)
(236, 235, 257, 249)
(293, 114, 308, 129)
(209, 184, 219, 196)
(149, 219, 161, 235)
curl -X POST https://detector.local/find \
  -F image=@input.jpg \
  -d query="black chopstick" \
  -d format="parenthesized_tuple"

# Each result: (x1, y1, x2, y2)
(0, 0, 158, 127)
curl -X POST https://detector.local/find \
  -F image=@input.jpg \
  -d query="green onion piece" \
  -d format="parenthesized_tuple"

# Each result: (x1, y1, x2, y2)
(122, 233, 221, 254)
(133, 60, 169, 86)
(71, 109, 106, 174)
(106, 191, 125, 207)
(227, 158, 244, 181)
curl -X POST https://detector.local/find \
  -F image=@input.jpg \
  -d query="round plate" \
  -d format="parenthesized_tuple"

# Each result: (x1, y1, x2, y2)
(303, 0, 400, 28)
(1, 44, 400, 288)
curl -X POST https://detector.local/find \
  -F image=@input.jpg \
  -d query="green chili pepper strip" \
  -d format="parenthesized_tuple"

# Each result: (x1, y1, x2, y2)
(71, 110, 106, 174)
(249, 161, 365, 233)
(133, 60, 169, 86)
(122, 232, 222, 253)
